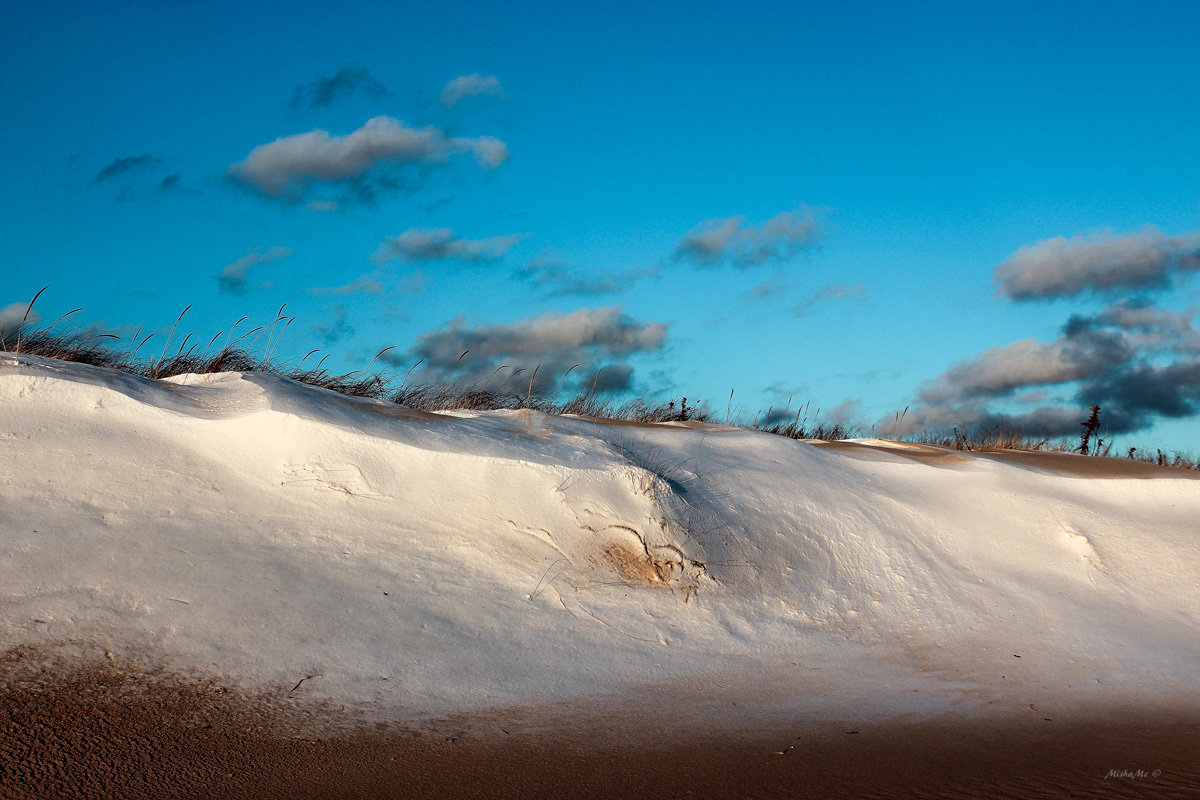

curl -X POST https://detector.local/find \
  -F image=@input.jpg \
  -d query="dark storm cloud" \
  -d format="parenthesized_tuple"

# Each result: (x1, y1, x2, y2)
(895, 299, 1200, 437)
(1079, 360, 1200, 430)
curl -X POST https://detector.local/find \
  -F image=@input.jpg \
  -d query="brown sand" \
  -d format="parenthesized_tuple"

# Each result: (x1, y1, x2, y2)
(811, 440, 1200, 479)
(808, 439, 974, 467)
(3, 649, 1198, 800)
(978, 448, 1200, 479)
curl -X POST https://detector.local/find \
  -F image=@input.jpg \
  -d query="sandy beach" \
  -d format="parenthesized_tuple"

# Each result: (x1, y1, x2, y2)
(4, 647, 1198, 800)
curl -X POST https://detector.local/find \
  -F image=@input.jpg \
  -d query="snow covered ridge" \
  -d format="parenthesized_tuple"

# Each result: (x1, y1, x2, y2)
(2, 351, 1200, 724)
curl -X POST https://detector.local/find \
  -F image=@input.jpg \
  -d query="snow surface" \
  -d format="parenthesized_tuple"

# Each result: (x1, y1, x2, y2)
(3, 352, 1200, 724)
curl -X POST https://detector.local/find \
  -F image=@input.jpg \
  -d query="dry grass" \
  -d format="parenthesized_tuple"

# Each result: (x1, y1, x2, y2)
(0, 312, 720, 428)
(755, 414, 856, 441)
(4, 297, 1196, 469)
(902, 425, 1199, 472)
(907, 426, 1061, 453)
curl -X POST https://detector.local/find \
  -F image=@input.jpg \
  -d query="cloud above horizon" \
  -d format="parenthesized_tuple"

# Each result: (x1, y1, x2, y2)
(290, 63, 390, 109)
(158, 174, 191, 193)
(373, 228, 526, 264)
(995, 227, 1200, 300)
(794, 282, 865, 316)
(896, 299, 1200, 437)
(92, 155, 164, 184)
(673, 207, 821, 268)
(0, 301, 40, 337)
(217, 246, 293, 295)
(517, 255, 658, 296)
(228, 116, 508, 200)
(312, 304, 353, 344)
(389, 307, 667, 394)
(309, 270, 427, 298)
(440, 73, 505, 107)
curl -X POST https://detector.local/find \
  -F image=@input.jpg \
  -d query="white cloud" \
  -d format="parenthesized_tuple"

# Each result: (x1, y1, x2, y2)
(995, 227, 1200, 300)
(373, 228, 527, 264)
(673, 208, 821, 267)
(229, 116, 509, 199)
(440, 73, 505, 107)
(0, 302, 40, 337)
(309, 270, 427, 298)
(518, 254, 658, 296)
(218, 246, 293, 295)
(393, 307, 667, 393)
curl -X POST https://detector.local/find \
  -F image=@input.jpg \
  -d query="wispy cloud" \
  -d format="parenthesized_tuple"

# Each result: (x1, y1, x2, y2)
(309, 270, 426, 297)
(517, 255, 658, 296)
(897, 299, 1200, 436)
(673, 207, 821, 268)
(440, 73, 505, 107)
(158, 174, 198, 194)
(228, 116, 509, 200)
(92, 155, 163, 184)
(311, 305, 354, 344)
(995, 227, 1200, 300)
(794, 282, 864, 315)
(217, 246, 293, 295)
(389, 307, 667, 393)
(373, 228, 526, 264)
(743, 274, 790, 301)
(290, 63, 390, 109)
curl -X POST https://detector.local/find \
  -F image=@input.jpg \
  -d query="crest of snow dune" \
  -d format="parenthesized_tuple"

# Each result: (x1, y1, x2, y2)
(3, 354, 1200, 723)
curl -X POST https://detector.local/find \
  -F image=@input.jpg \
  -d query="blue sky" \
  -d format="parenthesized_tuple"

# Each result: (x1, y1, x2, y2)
(4, 1, 1200, 450)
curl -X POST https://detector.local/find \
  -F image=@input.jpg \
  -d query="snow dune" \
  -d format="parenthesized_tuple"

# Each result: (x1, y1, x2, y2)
(2, 352, 1199, 725)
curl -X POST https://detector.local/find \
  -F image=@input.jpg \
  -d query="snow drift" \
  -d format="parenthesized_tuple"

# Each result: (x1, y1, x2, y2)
(2, 352, 1199, 725)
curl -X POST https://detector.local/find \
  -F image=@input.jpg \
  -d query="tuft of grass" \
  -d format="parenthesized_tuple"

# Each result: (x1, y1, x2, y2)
(1, 302, 722, 428)
(753, 402, 856, 440)
(907, 426, 1059, 453)
(3, 295, 1194, 468)
(899, 416, 1200, 472)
